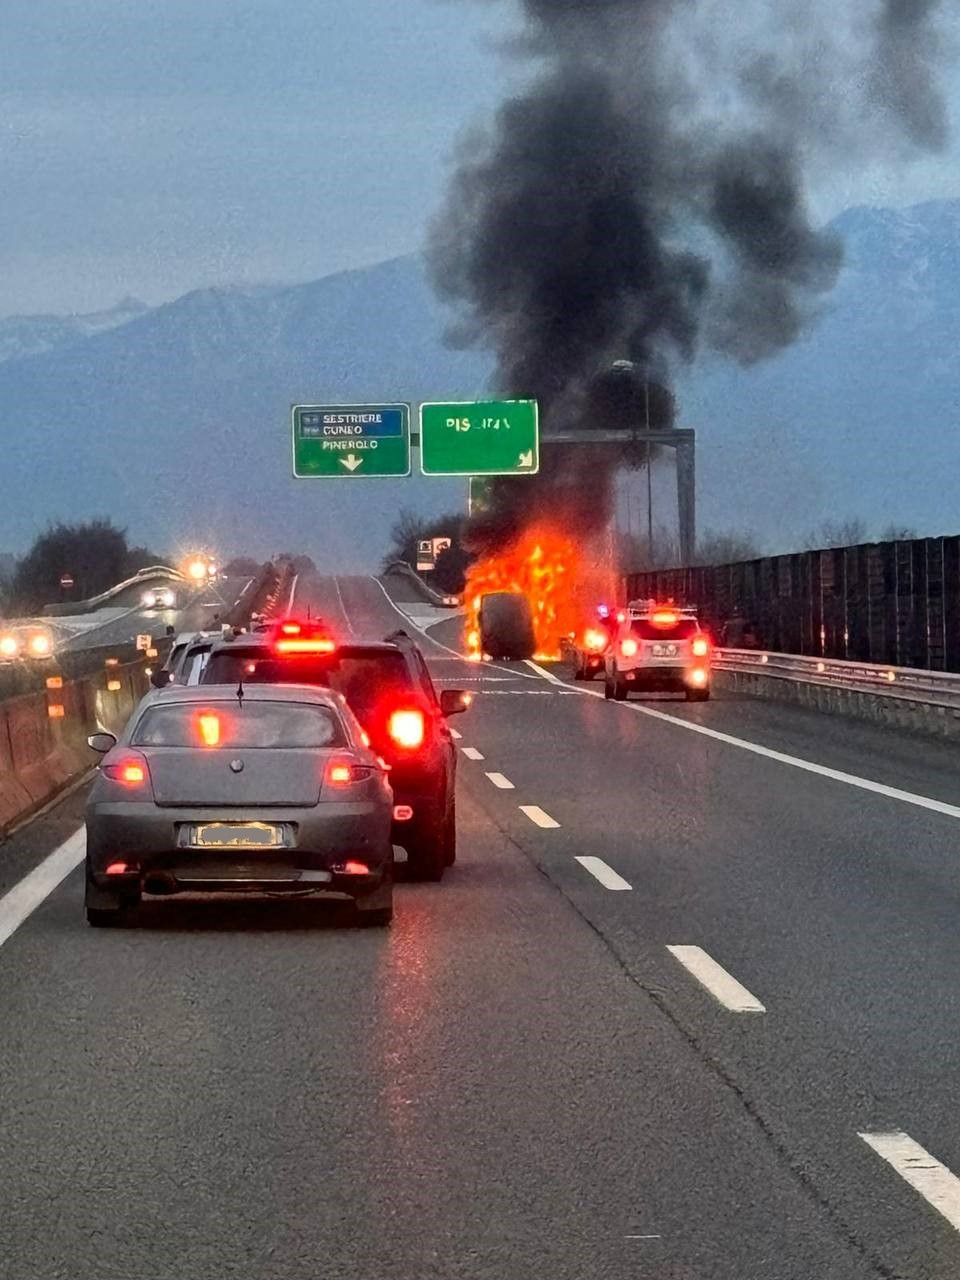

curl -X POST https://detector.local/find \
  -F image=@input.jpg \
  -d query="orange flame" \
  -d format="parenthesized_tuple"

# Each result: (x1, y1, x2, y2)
(463, 525, 583, 660)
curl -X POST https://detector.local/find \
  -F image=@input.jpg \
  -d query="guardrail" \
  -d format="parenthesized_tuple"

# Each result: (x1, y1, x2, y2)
(43, 565, 185, 616)
(382, 561, 459, 607)
(715, 648, 960, 708)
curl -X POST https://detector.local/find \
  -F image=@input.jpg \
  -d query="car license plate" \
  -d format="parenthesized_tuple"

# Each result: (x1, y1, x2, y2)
(192, 822, 283, 848)
(651, 643, 678, 658)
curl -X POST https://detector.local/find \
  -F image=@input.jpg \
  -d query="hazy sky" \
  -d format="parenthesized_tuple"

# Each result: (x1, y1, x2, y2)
(2, 0, 959, 319)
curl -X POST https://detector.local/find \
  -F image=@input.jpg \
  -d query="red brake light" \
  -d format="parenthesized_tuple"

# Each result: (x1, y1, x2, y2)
(275, 637, 336, 654)
(691, 636, 710, 657)
(652, 609, 678, 626)
(339, 859, 370, 876)
(280, 621, 302, 636)
(620, 637, 638, 658)
(103, 756, 149, 786)
(388, 708, 425, 750)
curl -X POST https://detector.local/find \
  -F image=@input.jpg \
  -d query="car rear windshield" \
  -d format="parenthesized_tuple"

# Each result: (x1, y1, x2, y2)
(131, 701, 345, 749)
(630, 619, 699, 640)
(202, 647, 417, 716)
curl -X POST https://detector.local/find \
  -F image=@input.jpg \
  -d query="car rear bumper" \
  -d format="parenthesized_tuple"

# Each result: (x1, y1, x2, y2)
(621, 664, 711, 690)
(86, 801, 392, 897)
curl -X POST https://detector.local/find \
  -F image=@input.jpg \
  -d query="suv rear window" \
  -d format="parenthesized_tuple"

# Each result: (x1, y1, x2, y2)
(202, 647, 417, 717)
(630, 619, 699, 640)
(132, 701, 344, 749)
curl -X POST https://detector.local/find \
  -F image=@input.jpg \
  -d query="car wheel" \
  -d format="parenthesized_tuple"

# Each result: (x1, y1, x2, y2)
(604, 672, 613, 699)
(86, 904, 136, 928)
(614, 672, 628, 701)
(404, 804, 445, 882)
(443, 798, 457, 867)
(356, 905, 393, 927)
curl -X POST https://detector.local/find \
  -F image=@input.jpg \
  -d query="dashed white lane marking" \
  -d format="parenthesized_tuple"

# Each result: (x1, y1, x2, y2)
(666, 945, 766, 1013)
(462, 747, 485, 761)
(485, 772, 515, 790)
(859, 1132, 960, 1232)
(0, 828, 85, 950)
(576, 856, 632, 890)
(450, 728, 462, 740)
(333, 577, 354, 635)
(538, 673, 960, 825)
(520, 805, 560, 829)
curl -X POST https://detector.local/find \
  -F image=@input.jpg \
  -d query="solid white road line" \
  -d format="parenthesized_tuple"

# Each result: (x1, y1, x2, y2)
(666, 945, 766, 1013)
(535, 672, 960, 826)
(370, 577, 541, 679)
(0, 827, 85, 950)
(462, 747, 485, 761)
(860, 1131, 960, 1232)
(285, 572, 299, 615)
(485, 772, 515, 789)
(333, 576, 355, 635)
(450, 728, 463, 740)
(575, 856, 632, 890)
(519, 805, 561, 829)
(524, 659, 566, 685)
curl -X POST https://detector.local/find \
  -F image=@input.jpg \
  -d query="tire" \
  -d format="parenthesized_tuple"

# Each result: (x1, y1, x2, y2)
(443, 798, 457, 867)
(355, 854, 394, 925)
(86, 905, 135, 928)
(604, 673, 613, 700)
(613, 672, 628, 701)
(685, 687, 711, 702)
(404, 804, 446, 882)
(478, 593, 536, 661)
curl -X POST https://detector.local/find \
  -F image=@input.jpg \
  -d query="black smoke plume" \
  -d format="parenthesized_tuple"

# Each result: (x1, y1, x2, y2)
(429, 0, 953, 558)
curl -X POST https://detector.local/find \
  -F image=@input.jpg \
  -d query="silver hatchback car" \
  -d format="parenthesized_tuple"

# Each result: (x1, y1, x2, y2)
(84, 684, 394, 927)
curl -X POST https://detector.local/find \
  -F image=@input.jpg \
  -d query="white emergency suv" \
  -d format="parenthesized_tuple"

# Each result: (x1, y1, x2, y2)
(604, 599, 711, 702)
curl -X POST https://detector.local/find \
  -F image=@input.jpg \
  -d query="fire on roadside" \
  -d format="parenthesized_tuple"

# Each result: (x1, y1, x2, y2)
(463, 525, 582, 661)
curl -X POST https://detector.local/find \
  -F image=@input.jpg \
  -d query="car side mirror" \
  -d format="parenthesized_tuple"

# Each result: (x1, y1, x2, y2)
(87, 732, 117, 754)
(150, 669, 172, 689)
(440, 689, 470, 717)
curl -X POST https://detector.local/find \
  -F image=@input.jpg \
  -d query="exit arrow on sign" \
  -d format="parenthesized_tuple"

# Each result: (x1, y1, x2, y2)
(340, 454, 363, 472)
(518, 450, 533, 468)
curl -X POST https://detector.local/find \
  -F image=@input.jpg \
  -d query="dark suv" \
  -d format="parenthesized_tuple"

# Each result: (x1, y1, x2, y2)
(200, 624, 467, 880)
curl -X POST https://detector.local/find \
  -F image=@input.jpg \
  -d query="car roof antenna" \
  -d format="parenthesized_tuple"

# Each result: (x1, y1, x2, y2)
(236, 679, 245, 709)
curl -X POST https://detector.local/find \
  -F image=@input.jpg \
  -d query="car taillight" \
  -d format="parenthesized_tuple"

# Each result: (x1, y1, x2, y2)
(326, 759, 375, 786)
(279, 621, 302, 635)
(584, 628, 606, 652)
(689, 667, 708, 687)
(102, 754, 150, 787)
(620, 637, 638, 658)
(388, 708, 425, 750)
(691, 636, 709, 657)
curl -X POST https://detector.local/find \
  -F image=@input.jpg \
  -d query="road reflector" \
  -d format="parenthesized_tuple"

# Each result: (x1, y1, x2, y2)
(45, 676, 63, 690)
(47, 704, 65, 719)
(146, 647, 158, 658)
(107, 679, 122, 692)
(105, 657, 119, 668)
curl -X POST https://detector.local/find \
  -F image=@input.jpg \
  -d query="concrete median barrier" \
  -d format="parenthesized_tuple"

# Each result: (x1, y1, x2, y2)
(0, 656, 152, 840)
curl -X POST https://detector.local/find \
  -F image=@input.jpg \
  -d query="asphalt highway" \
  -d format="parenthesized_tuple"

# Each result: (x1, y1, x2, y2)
(2, 572, 960, 1278)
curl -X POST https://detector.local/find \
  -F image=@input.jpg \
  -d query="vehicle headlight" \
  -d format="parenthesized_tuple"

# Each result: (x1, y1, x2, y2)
(29, 633, 51, 657)
(0, 635, 18, 658)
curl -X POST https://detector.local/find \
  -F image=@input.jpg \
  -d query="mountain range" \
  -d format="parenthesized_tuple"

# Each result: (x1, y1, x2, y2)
(0, 200, 958, 568)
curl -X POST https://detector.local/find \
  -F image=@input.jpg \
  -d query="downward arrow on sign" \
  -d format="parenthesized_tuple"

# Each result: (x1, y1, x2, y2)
(340, 454, 362, 472)
(518, 450, 533, 468)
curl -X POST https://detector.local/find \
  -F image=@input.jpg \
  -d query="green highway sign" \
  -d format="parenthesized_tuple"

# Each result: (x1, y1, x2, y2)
(292, 403, 411, 478)
(419, 400, 539, 477)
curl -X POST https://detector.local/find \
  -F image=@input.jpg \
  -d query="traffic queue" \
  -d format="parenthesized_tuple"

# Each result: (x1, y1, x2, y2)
(83, 615, 471, 929)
